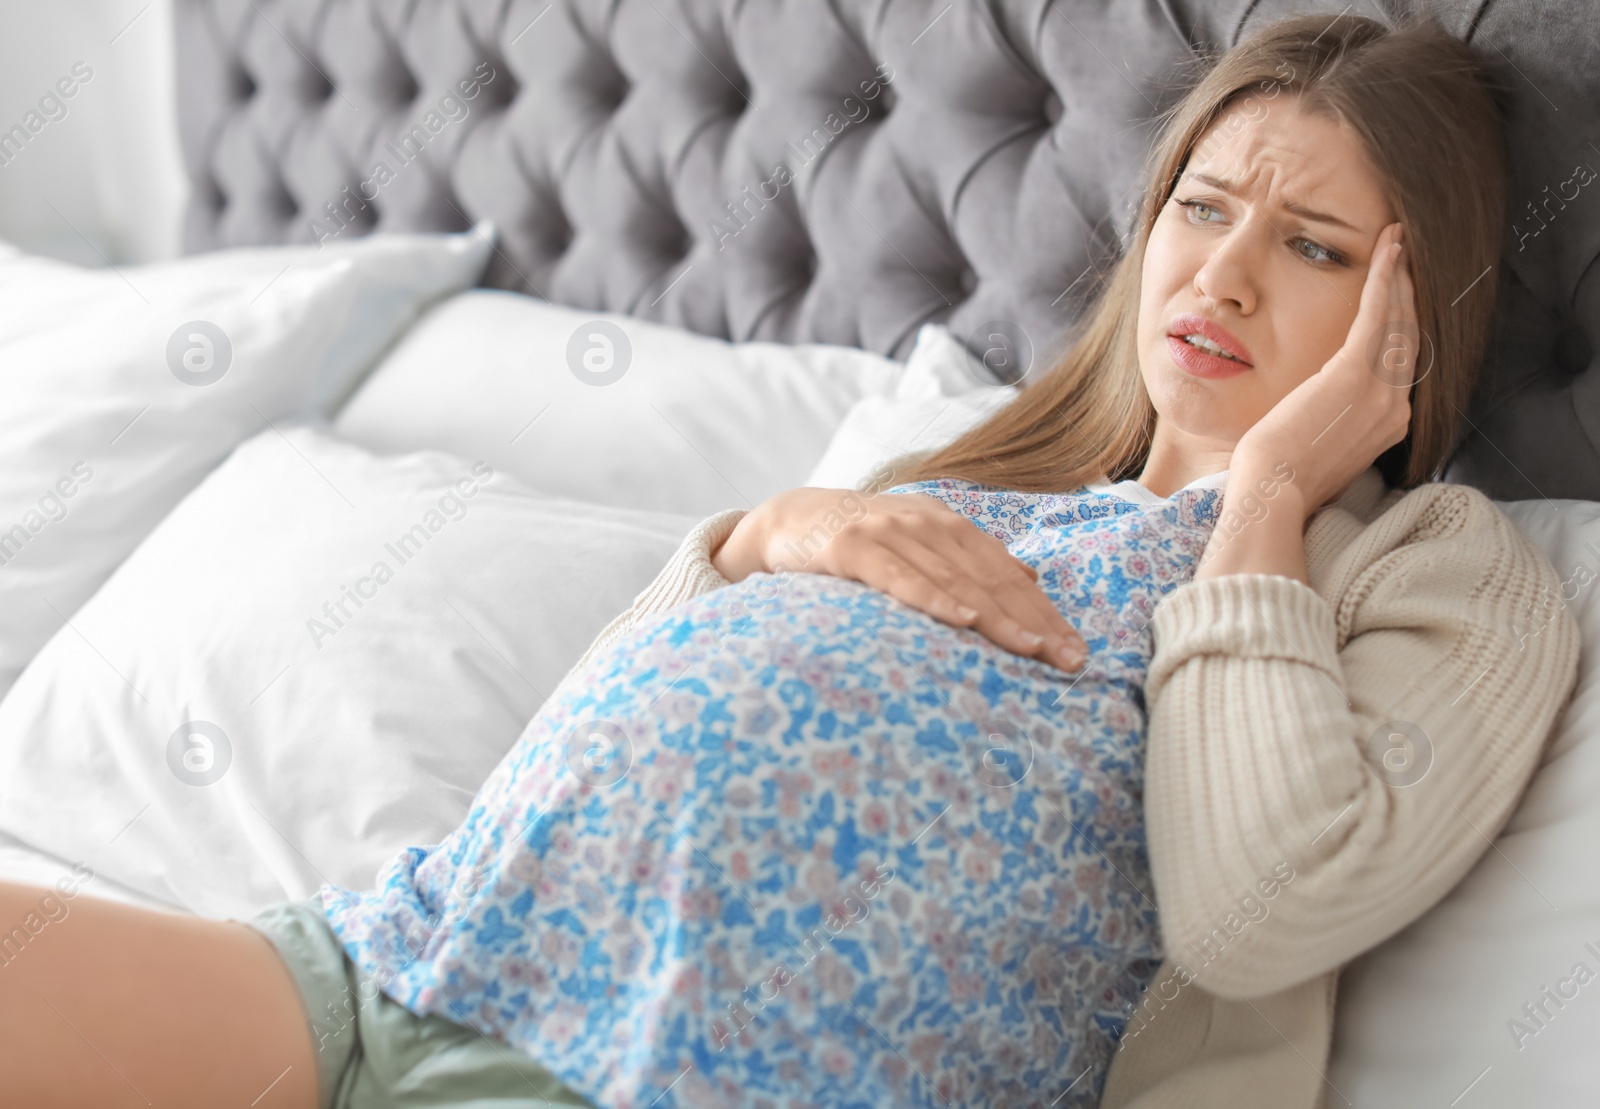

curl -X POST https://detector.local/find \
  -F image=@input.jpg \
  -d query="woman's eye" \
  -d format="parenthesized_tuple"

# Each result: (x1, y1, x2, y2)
(1177, 197, 1347, 267)
(1293, 238, 1345, 266)
(1175, 198, 1221, 223)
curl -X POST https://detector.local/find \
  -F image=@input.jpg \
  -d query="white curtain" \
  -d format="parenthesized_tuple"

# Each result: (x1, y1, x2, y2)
(0, 0, 185, 265)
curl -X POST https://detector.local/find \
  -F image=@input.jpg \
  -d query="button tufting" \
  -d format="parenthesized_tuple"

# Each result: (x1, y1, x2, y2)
(875, 80, 897, 117)
(274, 186, 297, 220)
(667, 221, 691, 259)
(605, 71, 630, 111)
(394, 67, 419, 104)
(495, 67, 521, 105)
(168, 0, 1597, 520)
(725, 69, 750, 109)
(1555, 326, 1592, 378)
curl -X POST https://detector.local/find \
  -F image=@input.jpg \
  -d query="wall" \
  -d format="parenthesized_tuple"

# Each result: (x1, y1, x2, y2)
(0, 0, 185, 265)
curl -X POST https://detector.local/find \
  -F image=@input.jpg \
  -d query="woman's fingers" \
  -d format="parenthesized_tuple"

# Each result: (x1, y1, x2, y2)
(1388, 243, 1419, 438)
(890, 497, 1074, 643)
(800, 490, 1087, 671)
(942, 526, 1087, 652)
(841, 533, 1086, 672)
(850, 540, 989, 629)
(913, 535, 1085, 663)
(1352, 223, 1401, 353)
(1362, 224, 1418, 386)
(1395, 240, 1418, 328)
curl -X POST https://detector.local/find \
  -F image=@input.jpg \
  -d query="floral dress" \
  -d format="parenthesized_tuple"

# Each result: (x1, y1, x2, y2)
(320, 475, 1227, 1109)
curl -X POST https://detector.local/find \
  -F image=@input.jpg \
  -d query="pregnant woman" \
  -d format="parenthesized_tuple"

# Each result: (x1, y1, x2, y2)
(0, 11, 1581, 1109)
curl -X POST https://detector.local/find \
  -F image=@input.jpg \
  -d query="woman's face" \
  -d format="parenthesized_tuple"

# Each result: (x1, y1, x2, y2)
(1137, 92, 1397, 450)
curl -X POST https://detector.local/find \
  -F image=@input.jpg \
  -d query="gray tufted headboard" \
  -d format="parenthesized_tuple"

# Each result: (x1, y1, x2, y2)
(174, 0, 1600, 502)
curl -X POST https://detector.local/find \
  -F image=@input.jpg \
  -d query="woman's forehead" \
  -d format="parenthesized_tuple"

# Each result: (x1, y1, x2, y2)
(1187, 102, 1392, 234)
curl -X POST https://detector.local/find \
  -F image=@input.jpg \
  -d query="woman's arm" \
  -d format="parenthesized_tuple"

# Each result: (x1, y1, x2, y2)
(1142, 481, 1582, 1000)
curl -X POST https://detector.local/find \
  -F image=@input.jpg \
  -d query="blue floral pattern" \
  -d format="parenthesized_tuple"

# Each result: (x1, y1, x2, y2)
(320, 478, 1225, 1108)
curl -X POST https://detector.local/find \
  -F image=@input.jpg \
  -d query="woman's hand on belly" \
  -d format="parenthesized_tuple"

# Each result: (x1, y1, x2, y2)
(711, 486, 1087, 672)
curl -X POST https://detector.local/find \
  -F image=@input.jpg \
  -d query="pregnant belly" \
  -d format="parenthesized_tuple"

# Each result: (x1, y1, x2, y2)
(612, 570, 1155, 804)
(384, 571, 1163, 1106)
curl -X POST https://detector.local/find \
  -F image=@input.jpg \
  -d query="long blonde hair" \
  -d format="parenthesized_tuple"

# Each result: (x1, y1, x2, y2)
(884, 10, 1510, 494)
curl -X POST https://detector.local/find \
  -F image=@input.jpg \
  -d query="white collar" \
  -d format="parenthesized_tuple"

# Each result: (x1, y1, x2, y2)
(1085, 469, 1230, 506)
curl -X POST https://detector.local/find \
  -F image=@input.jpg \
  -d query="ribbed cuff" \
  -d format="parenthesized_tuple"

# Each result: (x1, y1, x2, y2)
(1146, 573, 1341, 703)
(560, 508, 749, 684)
(629, 507, 748, 615)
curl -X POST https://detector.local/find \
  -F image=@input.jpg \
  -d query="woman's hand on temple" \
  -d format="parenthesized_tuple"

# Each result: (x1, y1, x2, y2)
(1229, 221, 1418, 514)
(711, 487, 1088, 672)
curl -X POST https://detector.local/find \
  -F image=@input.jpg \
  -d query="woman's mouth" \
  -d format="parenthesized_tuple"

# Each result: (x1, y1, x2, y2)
(1166, 334, 1252, 379)
(1165, 314, 1253, 379)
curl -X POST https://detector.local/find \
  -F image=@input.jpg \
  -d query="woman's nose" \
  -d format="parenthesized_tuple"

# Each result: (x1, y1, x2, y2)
(1191, 226, 1259, 315)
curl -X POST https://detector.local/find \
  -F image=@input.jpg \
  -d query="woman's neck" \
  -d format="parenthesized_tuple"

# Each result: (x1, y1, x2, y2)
(1136, 442, 1233, 498)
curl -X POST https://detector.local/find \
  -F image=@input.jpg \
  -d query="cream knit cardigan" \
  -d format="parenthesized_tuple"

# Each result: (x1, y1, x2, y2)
(562, 464, 1581, 1108)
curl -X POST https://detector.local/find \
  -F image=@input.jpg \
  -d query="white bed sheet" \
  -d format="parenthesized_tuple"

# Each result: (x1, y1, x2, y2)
(0, 828, 178, 914)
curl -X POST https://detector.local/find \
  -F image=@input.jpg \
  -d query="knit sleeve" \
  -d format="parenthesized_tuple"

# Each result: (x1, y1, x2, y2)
(1141, 485, 1582, 1000)
(558, 508, 749, 685)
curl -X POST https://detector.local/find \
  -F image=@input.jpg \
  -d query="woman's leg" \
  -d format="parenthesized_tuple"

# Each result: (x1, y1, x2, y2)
(0, 881, 319, 1109)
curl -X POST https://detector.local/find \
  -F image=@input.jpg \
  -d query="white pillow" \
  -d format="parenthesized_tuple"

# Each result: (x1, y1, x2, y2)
(804, 324, 1021, 489)
(0, 425, 701, 919)
(895, 321, 1019, 397)
(1328, 497, 1600, 1103)
(0, 228, 492, 702)
(332, 291, 909, 516)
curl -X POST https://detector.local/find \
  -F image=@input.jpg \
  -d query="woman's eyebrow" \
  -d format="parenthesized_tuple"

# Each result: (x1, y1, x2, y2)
(1183, 171, 1363, 234)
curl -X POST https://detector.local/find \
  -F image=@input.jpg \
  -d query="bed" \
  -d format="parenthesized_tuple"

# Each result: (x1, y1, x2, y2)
(1, 0, 1598, 1105)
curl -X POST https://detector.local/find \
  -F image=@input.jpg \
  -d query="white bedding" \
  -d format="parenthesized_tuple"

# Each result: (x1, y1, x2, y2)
(333, 289, 911, 516)
(0, 226, 490, 704)
(1, 248, 1595, 1105)
(0, 830, 171, 913)
(0, 426, 706, 920)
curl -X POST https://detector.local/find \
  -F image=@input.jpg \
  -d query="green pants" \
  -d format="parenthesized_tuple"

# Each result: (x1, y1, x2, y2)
(247, 898, 593, 1109)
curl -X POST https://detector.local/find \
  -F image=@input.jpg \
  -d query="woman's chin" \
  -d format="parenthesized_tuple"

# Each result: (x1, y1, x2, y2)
(1144, 384, 1251, 445)
(1147, 361, 1240, 411)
